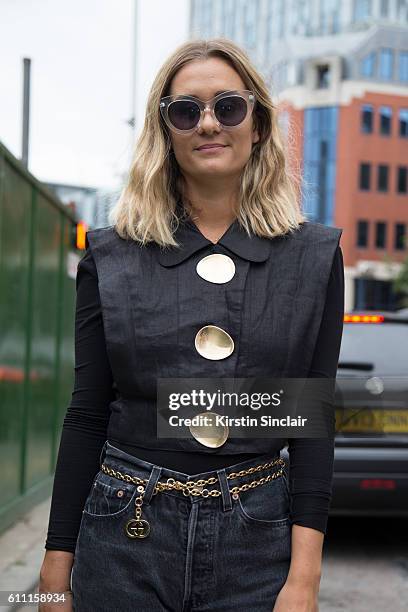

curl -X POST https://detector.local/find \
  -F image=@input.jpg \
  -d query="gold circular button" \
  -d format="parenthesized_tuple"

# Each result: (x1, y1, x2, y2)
(189, 411, 229, 448)
(195, 325, 234, 360)
(196, 254, 235, 284)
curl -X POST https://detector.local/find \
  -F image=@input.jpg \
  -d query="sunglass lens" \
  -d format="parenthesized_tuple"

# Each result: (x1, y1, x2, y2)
(168, 100, 201, 130)
(214, 95, 247, 127)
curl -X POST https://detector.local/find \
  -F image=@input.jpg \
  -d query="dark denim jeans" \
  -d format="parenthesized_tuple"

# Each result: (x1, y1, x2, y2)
(71, 440, 292, 611)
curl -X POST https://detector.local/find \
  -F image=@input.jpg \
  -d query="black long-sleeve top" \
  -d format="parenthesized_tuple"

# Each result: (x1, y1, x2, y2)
(45, 244, 344, 553)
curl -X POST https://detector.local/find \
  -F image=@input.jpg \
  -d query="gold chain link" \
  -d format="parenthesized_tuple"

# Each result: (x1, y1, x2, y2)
(100, 457, 286, 499)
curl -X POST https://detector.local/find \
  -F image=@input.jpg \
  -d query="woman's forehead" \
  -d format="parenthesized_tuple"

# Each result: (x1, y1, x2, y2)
(169, 58, 245, 96)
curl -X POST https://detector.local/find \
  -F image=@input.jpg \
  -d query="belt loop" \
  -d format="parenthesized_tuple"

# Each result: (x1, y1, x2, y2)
(217, 468, 232, 512)
(142, 465, 162, 506)
(99, 439, 108, 466)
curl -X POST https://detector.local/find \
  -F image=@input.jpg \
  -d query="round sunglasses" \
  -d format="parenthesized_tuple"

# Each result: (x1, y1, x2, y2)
(159, 90, 255, 134)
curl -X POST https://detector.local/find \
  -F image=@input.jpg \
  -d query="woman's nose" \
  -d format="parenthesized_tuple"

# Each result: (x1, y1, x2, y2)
(198, 108, 221, 133)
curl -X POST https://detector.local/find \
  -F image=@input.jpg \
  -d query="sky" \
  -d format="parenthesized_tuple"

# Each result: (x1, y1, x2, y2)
(0, 0, 189, 189)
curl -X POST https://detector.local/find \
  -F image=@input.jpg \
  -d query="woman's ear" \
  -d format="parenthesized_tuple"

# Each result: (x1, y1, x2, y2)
(252, 125, 260, 145)
(252, 114, 260, 144)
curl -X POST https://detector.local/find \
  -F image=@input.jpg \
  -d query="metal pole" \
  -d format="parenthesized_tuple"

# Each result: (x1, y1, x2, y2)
(130, 0, 138, 136)
(21, 58, 31, 168)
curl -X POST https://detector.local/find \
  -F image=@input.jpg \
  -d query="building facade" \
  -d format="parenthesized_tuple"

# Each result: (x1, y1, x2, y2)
(189, 0, 408, 311)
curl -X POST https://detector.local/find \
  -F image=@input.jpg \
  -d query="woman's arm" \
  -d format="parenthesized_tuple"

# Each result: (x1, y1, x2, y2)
(285, 245, 345, 585)
(40, 248, 115, 587)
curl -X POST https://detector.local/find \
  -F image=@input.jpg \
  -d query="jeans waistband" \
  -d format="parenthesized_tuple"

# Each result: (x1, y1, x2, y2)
(100, 439, 282, 482)
(99, 440, 286, 512)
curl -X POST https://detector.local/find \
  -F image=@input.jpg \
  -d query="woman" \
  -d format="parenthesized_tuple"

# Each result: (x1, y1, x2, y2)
(39, 38, 344, 611)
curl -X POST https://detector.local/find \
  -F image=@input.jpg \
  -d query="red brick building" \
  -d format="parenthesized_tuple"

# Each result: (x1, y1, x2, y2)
(278, 41, 408, 312)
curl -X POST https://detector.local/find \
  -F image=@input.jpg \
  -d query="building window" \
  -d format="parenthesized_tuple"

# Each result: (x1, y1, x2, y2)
(302, 106, 338, 225)
(243, 0, 259, 48)
(395, 223, 406, 250)
(221, 0, 234, 38)
(380, 0, 389, 17)
(277, 0, 285, 39)
(397, 0, 408, 21)
(379, 106, 392, 135)
(397, 167, 408, 193)
(357, 220, 369, 247)
(399, 51, 408, 83)
(361, 104, 373, 132)
(375, 222, 387, 248)
(377, 164, 389, 192)
(221, 0, 235, 38)
(316, 64, 330, 88)
(200, 0, 214, 38)
(360, 52, 375, 77)
(316, 0, 340, 35)
(268, 0, 285, 41)
(379, 48, 394, 80)
(359, 162, 371, 190)
(355, 277, 403, 311)
(399, 109, 408, 137)
(353, 0, 372, 21)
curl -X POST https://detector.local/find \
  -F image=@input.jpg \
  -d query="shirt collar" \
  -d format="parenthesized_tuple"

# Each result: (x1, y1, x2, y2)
(156, 204, 271, 267)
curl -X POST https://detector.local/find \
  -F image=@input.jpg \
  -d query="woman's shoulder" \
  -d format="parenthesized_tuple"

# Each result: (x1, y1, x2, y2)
(85, 224, 117, 248)
(290, 220, 343, 244)
(76, 226, 118, 279)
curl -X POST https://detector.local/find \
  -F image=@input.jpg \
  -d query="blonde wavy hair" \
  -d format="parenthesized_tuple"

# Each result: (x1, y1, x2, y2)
(109, 38, 307, 247)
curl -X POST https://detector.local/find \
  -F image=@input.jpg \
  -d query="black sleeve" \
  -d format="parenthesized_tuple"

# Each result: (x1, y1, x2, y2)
(287, 245, 344, 535)
(44, 247, 114, 553)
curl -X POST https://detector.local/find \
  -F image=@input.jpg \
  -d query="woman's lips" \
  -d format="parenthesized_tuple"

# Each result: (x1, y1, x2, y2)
(196, 145, 227, 152)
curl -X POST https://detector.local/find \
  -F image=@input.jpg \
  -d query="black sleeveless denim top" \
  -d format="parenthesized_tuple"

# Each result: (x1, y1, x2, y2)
(86, 215, 342, 457)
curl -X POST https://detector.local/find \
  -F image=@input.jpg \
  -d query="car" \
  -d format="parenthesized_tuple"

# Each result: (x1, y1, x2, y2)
(279, 309, 408, 517)
(331, 309, 408, 516)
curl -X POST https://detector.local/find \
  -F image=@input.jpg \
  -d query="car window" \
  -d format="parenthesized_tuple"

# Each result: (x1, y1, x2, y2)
(339, 322, 408, 376)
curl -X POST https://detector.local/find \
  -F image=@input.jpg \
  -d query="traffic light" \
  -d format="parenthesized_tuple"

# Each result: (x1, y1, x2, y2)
(71, 220, 88, 250)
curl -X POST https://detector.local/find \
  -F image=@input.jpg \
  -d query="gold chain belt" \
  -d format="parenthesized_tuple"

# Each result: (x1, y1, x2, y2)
(100, 457, 286, 540)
